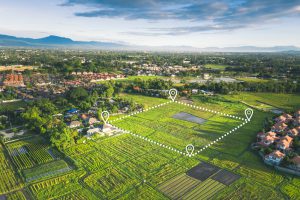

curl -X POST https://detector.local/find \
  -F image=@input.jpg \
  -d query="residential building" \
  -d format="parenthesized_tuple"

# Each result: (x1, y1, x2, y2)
(87, 128, 104, 137)
(287, 128, 299, 137)
(191, 89, 198, 94)
(264, 150, 285, 165)
(69, 121, 82, 128)
(87, 117, 98, 125)
(271, 122, 288, 133)
(277, 136, 293, 150)
(3, 73, 25, 87)
(260, 132, 278, 146)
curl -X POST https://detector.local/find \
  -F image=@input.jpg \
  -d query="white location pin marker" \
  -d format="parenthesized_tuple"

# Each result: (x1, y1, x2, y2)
(245, 108, 253, 121)
(101, 111, 110, 124)
(186, 144, 194, 156)
(169, 88, 178, 102)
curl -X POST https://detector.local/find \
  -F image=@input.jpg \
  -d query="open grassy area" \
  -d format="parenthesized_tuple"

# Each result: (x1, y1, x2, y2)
(119, 93, 169, 108)
(112, 101, 241, 150)
(236, 77, 270, 83)
(223, 92, 300, 111)
(204, 64, 229, 70)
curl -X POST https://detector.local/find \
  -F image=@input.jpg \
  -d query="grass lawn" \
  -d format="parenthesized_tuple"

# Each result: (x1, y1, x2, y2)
(204, 64, 229, 70)
(112, 101, 242, 151)
(119, 93, 169, 108)
(236, 77, 270, 83)
(223, 92, 300, 111)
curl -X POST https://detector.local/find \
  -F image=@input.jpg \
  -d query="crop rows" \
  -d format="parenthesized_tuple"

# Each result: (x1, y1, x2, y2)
(29, 171, 85, 199)
(0, 144, 23, 194)
(5, 191, 26, 200)
(112, 102, 241, 150)
(183, 179, 226, 200)
(5, 138, 55, 170)
(84, 167, 140, 199)
(159, 174, 200, 199)
(55, 188, 98, 200)
(23, 160, 70, 182)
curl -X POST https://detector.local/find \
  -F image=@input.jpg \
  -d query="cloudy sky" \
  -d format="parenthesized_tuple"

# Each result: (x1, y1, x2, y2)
(0, 0, 300, 47)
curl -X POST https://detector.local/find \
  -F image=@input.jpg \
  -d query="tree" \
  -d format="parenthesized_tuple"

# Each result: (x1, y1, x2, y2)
(105, 84, 114, 98)
(67, 87, 88, 103)
(50, 124, 77, 150)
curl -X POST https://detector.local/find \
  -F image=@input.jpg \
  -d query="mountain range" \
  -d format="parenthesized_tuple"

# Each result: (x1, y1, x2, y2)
(0, 34, 299, 52)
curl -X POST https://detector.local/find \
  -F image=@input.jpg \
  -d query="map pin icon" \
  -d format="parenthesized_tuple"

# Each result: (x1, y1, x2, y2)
(169, 89, 178, 102)
(101, 111, 110, 124)
(245, 108, 253, 121)
(186, 144, 194, 156)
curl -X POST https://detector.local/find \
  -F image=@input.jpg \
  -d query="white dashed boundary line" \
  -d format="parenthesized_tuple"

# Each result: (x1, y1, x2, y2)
(109, 100, 250, 157)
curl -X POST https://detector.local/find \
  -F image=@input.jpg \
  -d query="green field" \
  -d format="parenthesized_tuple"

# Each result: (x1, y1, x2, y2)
(112, 101, 242, 150)
(1, 92, 300, 199)
(236, 77, 270, 83)
(223, 92, 300, 111)
(204, 64, 229, 70)
(119, 93, 169, 108)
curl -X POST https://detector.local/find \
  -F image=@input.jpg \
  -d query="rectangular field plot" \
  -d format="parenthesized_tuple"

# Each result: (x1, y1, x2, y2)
(183, 178, 226, 200)
(5, 136, 57, 170)
(186, 162, 220, 181)
(112, 102, 242, 151)
(211, 169, 240, 186)
(0, 144, 24, 194)
(158, 174, 201, 199)
(22, 160, 71, 182)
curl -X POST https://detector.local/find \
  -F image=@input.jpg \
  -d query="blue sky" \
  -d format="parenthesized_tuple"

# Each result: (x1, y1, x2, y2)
(0, 0, 300, 47)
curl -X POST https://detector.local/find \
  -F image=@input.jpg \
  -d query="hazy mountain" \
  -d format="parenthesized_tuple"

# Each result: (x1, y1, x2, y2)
(0, 34, 124, 48)
(0, 34, 299, 52)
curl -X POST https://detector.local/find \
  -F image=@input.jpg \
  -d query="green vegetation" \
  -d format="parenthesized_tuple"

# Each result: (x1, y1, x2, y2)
(5, 191, 26, 200)
(119, 93, 169, 108)
(0, 143, 23, 194)
(113, 101, 241, 150)
(22, 160, 70, 182)
(237, 77, 269, 83)
(1, 90, 300, 199)
(184, 179, 226, 200)
(159, 174, 200, 199)
(204, 64, 228, 70)
(5, 137, 56, 170)
(224, 92, 300, 111)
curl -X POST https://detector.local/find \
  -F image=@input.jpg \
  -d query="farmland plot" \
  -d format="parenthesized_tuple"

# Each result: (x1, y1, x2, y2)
(158, 174, 200, 199)
(112, 102, 242, 151)
(0, 144, 23, 194)
(5, 137, 55, 170)
(183, 179, 226, 200)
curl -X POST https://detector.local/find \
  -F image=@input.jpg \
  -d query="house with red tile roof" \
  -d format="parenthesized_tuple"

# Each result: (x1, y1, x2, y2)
(264, 150, 285, 165)
(257, 131, 278, 146)
(277, 135, 293, 150)
(271, 122, 288, 133)
(287, 128, 299, 137)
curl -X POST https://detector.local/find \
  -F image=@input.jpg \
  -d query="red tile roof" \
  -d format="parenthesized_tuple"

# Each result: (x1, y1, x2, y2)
(266, 150, 285, 159)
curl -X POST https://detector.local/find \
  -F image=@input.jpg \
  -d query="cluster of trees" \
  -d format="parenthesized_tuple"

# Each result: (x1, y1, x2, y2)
(128, 78, 173, 90)
(186, 80, 300, 94)
(21, 99, 78, 150)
